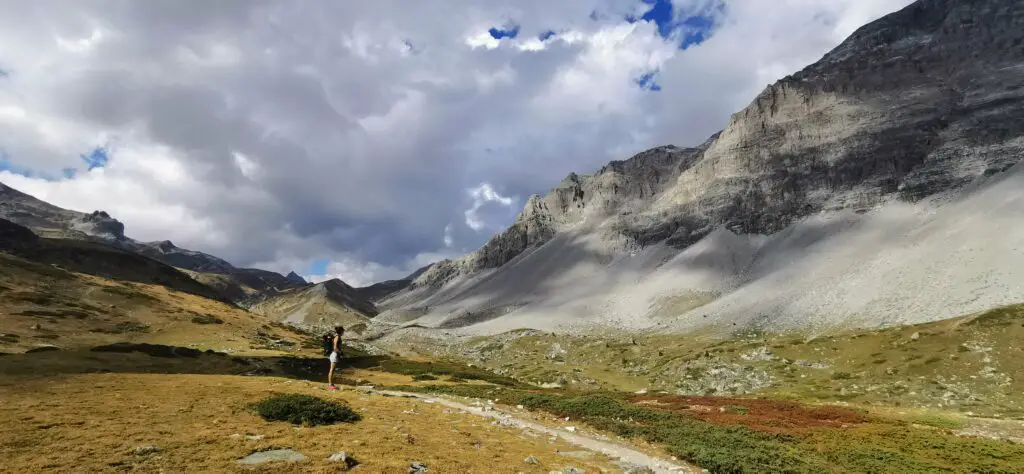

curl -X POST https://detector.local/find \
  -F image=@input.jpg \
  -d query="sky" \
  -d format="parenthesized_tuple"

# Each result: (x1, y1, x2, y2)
(0, 0, 913, 287)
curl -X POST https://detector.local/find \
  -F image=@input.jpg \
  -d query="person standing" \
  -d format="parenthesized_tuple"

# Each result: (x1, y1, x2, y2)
(325, 326, 345, 390)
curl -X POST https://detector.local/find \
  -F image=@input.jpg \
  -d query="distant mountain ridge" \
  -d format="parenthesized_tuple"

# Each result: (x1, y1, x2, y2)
(0, 181, 386, 329)
(0, 181, 306, 299)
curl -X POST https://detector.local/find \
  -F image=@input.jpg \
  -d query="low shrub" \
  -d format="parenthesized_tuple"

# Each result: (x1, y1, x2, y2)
(412, 374, 438, 381)
(250, 393, 360, 426)
(190, 314, 224, 325)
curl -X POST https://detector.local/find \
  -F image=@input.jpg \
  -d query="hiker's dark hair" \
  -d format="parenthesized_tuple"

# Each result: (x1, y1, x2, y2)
(334, 326, 345, 334)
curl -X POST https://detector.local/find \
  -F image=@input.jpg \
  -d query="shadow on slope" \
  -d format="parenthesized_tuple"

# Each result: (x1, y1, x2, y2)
(0, 341, 525, 389)
(0, 218, 230, 303)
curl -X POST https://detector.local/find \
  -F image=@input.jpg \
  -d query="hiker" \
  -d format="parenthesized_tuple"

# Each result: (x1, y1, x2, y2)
(324, 326, 345, 390)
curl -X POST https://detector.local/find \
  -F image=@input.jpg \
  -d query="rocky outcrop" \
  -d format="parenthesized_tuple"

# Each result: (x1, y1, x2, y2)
(639, 0, 1024, 241)
(407, 145, 710, 290)
(72, 211, 126, 240)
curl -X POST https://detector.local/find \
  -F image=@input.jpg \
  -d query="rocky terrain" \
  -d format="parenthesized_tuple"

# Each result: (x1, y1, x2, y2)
(378, 0, 1024, 336)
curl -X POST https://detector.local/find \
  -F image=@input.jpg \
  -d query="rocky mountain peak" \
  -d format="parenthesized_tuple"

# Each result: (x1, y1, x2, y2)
(285, 271, 307, 285)
(73, 210, 126, 240)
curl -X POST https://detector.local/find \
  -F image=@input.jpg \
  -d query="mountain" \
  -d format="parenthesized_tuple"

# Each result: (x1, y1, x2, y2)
(379, 0, 1024, 335)
(247, 278, 378, 331)
(355, 263, 436, 303)
(285, 271, 308, 285)
(0, 182, 303, 300)
(0, 218, 228, 303)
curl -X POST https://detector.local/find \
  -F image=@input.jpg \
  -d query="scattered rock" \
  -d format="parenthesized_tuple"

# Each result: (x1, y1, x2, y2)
(29, 324, 42, 331)
(617, 461, 655, 474)
(740, 346, 775, 361)
(409, 461, 428, 473)
(326, 451, 359, 470)
(245, 435, 265, 441)
(634, 388, 648, 395)
(524, 455, 540, 465)
(25, 345, 60, 353)
(133, 445, 160, 456)
(564, 426, 577, 433)
(910, 332, 921, 341)
(237, 449, 307, 465)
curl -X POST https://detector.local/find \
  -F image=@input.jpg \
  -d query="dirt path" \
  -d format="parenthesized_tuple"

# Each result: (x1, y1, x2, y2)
(365, 388, 701, 474)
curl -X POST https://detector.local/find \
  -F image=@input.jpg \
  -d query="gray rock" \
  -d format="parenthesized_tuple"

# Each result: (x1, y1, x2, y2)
(617, 462, 656, 474)
(237, 449, 307, 465)
(327, 451, 359, 469)
(409, 461, 428, 473)
(73, 210, 125, 240)
(524, 455, 540, 464)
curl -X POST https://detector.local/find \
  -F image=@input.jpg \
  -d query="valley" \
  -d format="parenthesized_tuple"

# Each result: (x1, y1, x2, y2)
(2, 0, 1024, 472)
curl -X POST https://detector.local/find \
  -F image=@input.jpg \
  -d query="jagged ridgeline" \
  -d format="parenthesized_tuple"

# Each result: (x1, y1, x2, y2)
(379, 0, 1024, 334)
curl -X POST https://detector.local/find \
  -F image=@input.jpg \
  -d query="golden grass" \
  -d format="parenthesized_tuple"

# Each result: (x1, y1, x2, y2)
(0, 255, 300, 354)
(0, 372, 625, 473)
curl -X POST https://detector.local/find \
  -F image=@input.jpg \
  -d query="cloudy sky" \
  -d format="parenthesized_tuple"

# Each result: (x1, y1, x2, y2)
(0, 0, 911, 286)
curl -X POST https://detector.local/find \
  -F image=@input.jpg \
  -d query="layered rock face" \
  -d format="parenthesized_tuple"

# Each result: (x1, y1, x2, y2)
(642, 0, 1024, 239)
(408, 144, 711, 290)
(382, 0, 1024, 332)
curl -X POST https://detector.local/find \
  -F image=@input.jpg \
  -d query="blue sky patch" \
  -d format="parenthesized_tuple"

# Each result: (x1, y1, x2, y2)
(488, 24, 520, 40)
(0, 154, 54, 180)
(626, 0, 721, 50)
(80, 147, 109, 170)
(636, 71, 662, 91)
(306, 259, 329, 276)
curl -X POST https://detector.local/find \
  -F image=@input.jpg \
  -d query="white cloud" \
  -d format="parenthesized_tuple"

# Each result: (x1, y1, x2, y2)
(0, 0, 913, 284)
(443, 223, 454, 247)
(465, 183, 516, 232)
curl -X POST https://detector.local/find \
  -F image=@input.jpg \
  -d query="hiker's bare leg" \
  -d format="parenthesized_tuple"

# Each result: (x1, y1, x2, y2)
(328, 361, 336, 386)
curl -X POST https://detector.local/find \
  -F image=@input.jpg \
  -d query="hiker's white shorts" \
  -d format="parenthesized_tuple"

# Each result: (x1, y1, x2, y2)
(329, 351, 339, 363)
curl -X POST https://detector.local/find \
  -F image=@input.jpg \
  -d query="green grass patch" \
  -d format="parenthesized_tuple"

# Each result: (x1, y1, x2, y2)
(393, 384, 1024, 474)
(249, 393, 360, 426)
(966, 305, 1024, 328)
(831, 371, 854, 380)
(905, 413, 966, 430)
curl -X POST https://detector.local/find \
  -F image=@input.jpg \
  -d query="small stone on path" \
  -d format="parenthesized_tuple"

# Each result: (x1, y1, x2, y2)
(409, 461, 428, 473)
(524, 455, 540, 464)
